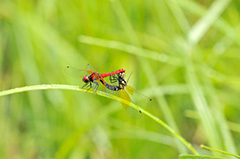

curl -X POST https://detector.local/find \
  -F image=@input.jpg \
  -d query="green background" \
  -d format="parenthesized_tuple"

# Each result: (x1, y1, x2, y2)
(0, 0, 240, 158)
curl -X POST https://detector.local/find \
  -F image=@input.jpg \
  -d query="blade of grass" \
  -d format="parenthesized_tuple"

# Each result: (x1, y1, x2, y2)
(78, 35, 181, 66)
(180, 0, 236, 42)
(12, 14, 46, 117)
(165, 0, 190, 33)
(110, 119, 176, 146)
(201, 145, 240, 159)
(55, 103, 121, 159)
(185, 0, 233, 152)
(27, 13, 88, 66)
(111, 129, 175, 147)
(200, 65, 236, 154)
(187, 0, 231, 45)
(185, 110, 240, 133)
(111, 0, 187, 154)
(179, 154, 225, 159)
(0, 84, 198, 155)
(184, 56, 221, 149)
(153, 0, 175, 35)
(143, 84, 189, 96)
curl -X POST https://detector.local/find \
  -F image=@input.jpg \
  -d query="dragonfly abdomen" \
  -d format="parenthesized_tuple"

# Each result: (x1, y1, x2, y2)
(105, 83, 121, 91)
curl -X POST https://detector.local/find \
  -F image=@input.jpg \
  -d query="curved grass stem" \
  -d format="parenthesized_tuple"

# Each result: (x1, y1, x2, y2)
(0, 84, 198, 155)
(201, 144, 240, 158)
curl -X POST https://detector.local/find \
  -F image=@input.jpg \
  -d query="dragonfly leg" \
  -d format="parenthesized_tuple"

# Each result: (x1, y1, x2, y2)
(86, 83, 92, 92)
(82, 83, 89, 89)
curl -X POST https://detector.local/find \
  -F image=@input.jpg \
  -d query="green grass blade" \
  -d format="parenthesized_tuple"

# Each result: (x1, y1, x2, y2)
(179, 155, 225, 159)
(201, 145, 240, 159)
(78, 35, 180, 66)
(165, 0, 190, 33)
(184, 57, 221, 149)
(187, 0, 231, 45)
(110, 0, 188, 154)
(0, 84, 198, 155)
(179, 0, 236, 42)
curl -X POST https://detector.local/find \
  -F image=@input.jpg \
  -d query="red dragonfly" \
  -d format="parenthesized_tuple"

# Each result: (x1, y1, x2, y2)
(101, 72, 152, 119)
(65, 64, 125, 93)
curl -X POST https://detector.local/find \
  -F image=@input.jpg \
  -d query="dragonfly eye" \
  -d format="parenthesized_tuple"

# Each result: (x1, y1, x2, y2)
(119, 72, 125, 78)
(82, 76, 89, 83)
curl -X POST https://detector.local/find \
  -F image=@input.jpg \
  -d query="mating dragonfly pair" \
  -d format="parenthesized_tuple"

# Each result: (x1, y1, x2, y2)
(65, 64, 152, 119)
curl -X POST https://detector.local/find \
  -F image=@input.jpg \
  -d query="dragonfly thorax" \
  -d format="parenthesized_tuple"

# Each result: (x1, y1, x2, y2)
(118, 76, 127, 89)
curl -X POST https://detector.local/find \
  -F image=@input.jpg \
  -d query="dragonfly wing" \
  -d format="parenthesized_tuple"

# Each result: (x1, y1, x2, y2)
(85, 64, 97, 73)
(125, 85, 134, 95)
(126, 85, 152, 108)
(65, 66, 93, 77)
(91, 80, 99, 93)
(125, 106, 142, 119)
(119, 89, 142, 119)
(119, 89, 130, 110)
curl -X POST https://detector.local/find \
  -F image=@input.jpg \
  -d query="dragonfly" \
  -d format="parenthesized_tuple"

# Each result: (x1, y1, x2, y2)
(100, 72, 152, 119)
(65, 64, 125, 93)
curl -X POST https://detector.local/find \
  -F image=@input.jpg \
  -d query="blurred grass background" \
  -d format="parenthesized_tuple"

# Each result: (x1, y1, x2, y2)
(0, 0, 240, 158)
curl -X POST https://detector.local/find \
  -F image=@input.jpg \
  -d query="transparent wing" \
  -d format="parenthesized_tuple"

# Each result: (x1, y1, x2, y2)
(64, 66, 93, 77)
(65, 65, 106, 94)
(85, 64, 107, 88)
(85, 64, 97, 73)
(125, 85, 152, 108)
(119, 89, 142, 119)
(125, 106, 142, 119)
(91, 80, 99, 93)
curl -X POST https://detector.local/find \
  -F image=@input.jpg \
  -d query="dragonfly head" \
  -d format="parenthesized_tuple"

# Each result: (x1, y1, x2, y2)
(119, 72, 125, 78)
(82, 75, 90, 83)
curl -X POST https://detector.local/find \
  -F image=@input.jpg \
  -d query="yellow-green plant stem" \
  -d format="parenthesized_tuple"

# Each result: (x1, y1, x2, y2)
(201, 145, 240, 159)
(0, 84, 198, 155)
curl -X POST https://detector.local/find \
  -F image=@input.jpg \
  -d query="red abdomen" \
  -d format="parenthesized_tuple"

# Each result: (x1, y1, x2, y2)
(101, 69, 125, 78)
